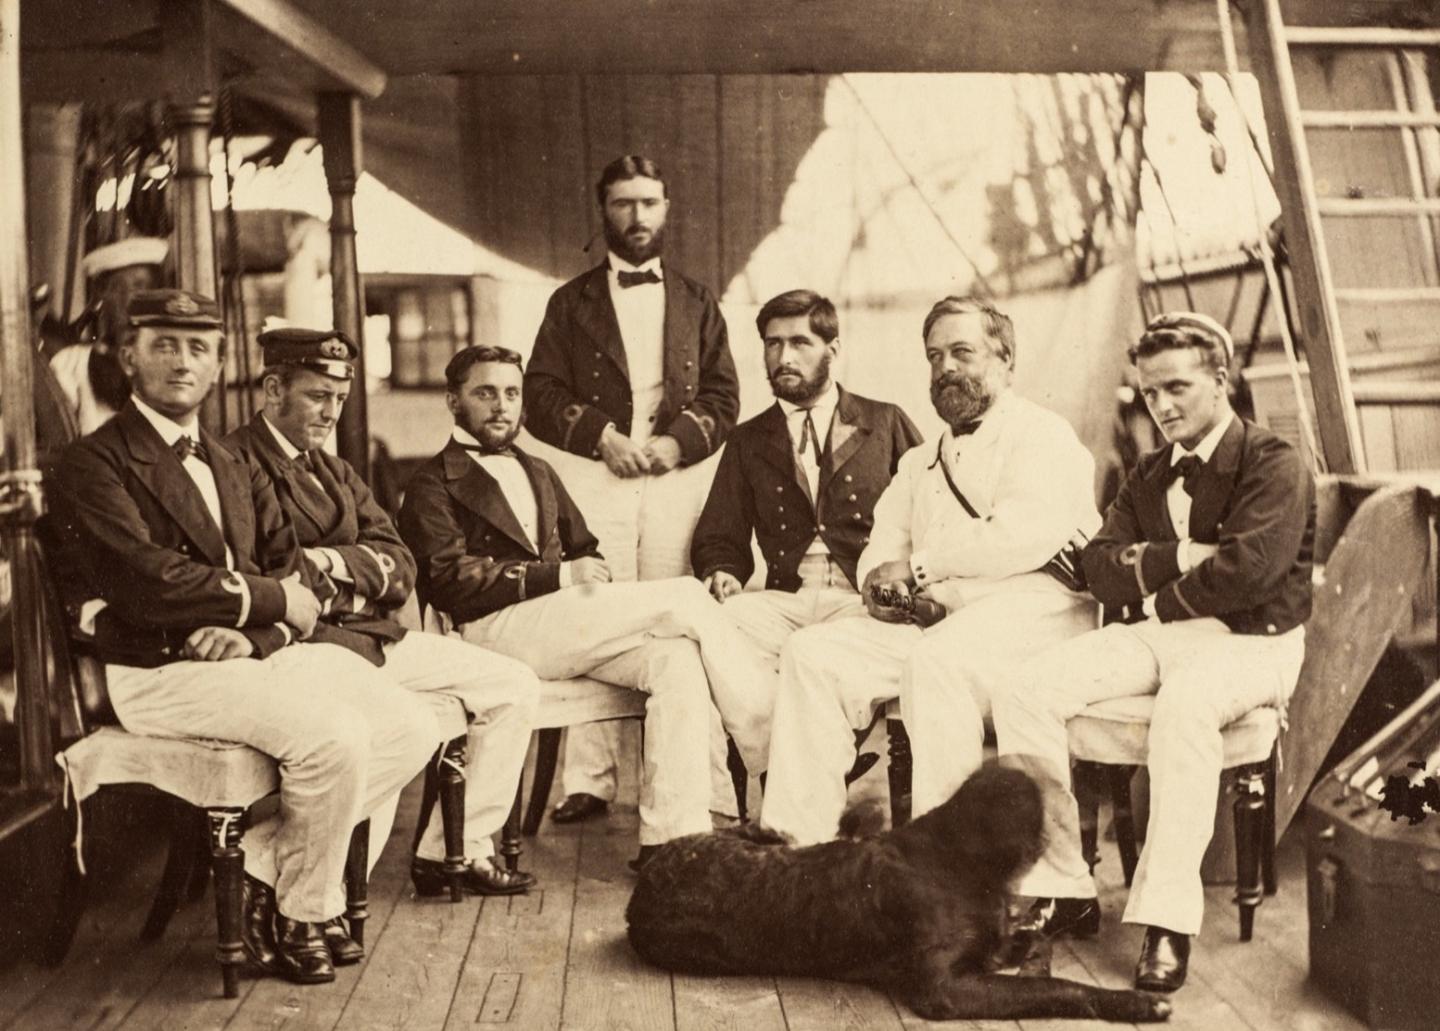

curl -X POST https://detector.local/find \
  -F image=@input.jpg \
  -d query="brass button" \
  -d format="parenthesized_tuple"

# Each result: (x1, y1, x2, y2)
(776, 486, 783, 493)
(848, 493, 857, 502)
(817, 523, 826, 532)
(853, 513, 862, 521)
(593, 371, 601, 378)
(844, 474, 853, 483)
(778, 505, 784, 513)
(777, 549, 785, 557)
(594, 351, 602, 359)
(591, 395, 600, 402)
(685, 360, 693, 368)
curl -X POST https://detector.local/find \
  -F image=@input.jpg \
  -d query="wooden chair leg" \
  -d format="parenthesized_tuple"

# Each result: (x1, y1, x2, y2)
(886, 717, 913, 828)
(1071, 760, 1103, 876)
(41, 796, 87, 966)
(726, 736, 749, 823)
(206, 806, 247, 1000)
(345, 819, 370, 948)
(1107, 765, 1140, 887)
(501, 784, 524, 874)
(1233, 765, 1265, 942)
(141, 801, 203, 941)
(437, 736, 468, 903)
(522, 728, 563, 836)
(1261, 753, 1278, 896)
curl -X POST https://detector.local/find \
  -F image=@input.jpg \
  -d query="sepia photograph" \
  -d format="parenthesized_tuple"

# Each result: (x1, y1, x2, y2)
(0, 1, 1437, 1028)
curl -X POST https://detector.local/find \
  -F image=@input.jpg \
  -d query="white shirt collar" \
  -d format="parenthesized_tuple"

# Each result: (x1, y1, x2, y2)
(776, 381, 840, 420)
(131, 396, 199, 446)
(1171, 411, 1234, 466)
(261, 414, 304, 460)
(606, 251, 664, 279)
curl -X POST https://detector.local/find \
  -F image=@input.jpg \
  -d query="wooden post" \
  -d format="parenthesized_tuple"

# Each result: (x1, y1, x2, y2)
(1245, 0, 1366, 474)
(0, 0, 56, 792)
(318, 92, 370, 479)
(23, 103, 82, 322)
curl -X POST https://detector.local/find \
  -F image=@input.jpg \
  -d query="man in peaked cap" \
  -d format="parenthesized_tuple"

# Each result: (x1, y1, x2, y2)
(991, 311, 1315, 993)
(56, 291, 436, 984)
(225, 325, 541, 905)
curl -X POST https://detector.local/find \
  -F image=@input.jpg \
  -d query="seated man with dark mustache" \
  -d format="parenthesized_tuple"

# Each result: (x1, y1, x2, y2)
(398, 346, 772, 871)
(762, 297, 1100, 855)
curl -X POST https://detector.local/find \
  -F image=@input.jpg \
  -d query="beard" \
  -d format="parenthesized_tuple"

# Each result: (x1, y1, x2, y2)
(769, 353, 832, 405)
(930, 371, 997, 428)
(459, 412, 523, 452)
(603, 217, 666, 266)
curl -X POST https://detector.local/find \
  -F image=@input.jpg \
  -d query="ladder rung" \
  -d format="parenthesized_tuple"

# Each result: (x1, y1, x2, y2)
(1302, 110, 1440, 130)
(1317, 197, 1440, 216)
(1286, 26, 1440, 49)
(1350, 381, 1440, 406)
(1335, 287, 1440, 303)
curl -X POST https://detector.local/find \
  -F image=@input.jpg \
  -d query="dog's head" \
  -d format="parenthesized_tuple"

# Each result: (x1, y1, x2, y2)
(909, 764, 1045, 884)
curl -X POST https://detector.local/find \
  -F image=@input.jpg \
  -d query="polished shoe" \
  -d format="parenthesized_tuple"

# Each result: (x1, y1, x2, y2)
(1015, 895, 1102, 940)
(241, 874, 281, 974)
(274, 916, 336, 984)
(628, 845, 660, 874)
(1134, 925, 1190, 993)
(552, 792, 609, 824)
(411, 856, 537, 897)
(323, 916, 364, 966)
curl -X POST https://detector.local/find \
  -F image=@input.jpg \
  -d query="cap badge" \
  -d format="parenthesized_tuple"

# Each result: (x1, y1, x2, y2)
(320, 338, 349, 359)
(165, 294, 201, 316)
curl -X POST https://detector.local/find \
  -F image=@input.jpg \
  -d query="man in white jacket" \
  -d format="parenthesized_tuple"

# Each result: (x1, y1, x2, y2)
(761, 296, 1100, 846)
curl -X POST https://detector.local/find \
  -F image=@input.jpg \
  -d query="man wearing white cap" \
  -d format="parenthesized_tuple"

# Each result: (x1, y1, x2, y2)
(992, 312, 1315, 994)
(51, 236, 169, 432)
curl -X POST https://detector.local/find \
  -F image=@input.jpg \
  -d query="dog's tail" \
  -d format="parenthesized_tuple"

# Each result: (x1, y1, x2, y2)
(907, 764, 1045, 884)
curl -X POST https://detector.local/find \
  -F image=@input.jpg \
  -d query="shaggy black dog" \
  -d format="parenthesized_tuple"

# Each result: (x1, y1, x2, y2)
(626, 766, 1170, 1023)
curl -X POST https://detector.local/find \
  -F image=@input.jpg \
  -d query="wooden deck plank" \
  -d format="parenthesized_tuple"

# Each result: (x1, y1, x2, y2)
(1015, 939, 1138, 1031)
(561, 811, 677, 1031)
(442, 823, 582, 1031)
(672, 972, 788, 1031)
(775, 976, 905, 1031)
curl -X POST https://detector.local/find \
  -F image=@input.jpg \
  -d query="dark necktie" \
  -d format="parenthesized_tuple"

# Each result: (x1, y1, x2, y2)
(1168, 454, 1203, 497)
(798, 409, 823, 457)
(173, 435, 209, 465)
(952, 418, 982, 437)
(456, 441, 518, 458)
(616, 268, 661, 288)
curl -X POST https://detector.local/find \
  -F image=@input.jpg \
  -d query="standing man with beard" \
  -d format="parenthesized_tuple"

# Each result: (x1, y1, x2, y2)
(761, 296, 1101, 846)
(399, 346, 772, 870)
(225, 327, 541, 905)
(524, 155, 741, 826)
(691, 289, 922, 674)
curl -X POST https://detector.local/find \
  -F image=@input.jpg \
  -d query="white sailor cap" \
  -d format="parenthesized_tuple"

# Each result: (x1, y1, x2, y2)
(81, 237, 169, 280)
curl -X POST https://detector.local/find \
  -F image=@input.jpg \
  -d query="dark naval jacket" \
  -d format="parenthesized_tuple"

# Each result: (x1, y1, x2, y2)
(691, 387, 923, 592)
(225, 415, 412, 664)
(398, 439, 601, 625)
(55, 402, 303, 667)
(524, 262, 740, 466)
(1084, 417, 1314, 635)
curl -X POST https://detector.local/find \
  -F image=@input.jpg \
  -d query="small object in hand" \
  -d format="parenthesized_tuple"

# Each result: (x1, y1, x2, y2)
(870, 583, 946, 628)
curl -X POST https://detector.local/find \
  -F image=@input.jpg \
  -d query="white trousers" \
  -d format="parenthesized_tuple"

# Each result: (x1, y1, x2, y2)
(991, 617, 1305, 935)
(106, 642, 437, 922)
(459, 578, 770, 845)
(761, 583, 1096, 845)
(523, 436, 734, 811)
(356, 632, 540, 864)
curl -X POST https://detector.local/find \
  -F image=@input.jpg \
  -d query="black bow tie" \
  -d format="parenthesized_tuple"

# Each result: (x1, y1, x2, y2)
(173, 435, 209, 465)
(951, 419, 983, 437)
(616, 268, 661, 288)
(1168, 454, 1204, 496)
(456, 441, 517, 458)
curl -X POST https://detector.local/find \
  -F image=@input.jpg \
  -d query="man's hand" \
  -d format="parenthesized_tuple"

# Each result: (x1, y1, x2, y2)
(598, 424, 652, 479)
(569, 556, 613, 586)
(280, 570, 321, 640)
(1189, 541, 1220, 565)
(705, 570, 743, 602)
(641, 435, 682, 475)
(867, 559, 916, 591)
(864, 579, 914, 624)
(303, 547, 333, 574)
(183, 626, 255, 662)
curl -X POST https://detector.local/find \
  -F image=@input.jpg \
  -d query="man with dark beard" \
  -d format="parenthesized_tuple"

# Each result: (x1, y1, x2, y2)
(523, 154, 741, 826)
(399, 346, 772, 871)
(761, 296, 1101, 847)
(690, 289, 921, 679)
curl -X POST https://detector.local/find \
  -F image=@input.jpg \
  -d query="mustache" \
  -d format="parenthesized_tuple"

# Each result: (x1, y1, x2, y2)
(770, 365, 802, 380)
